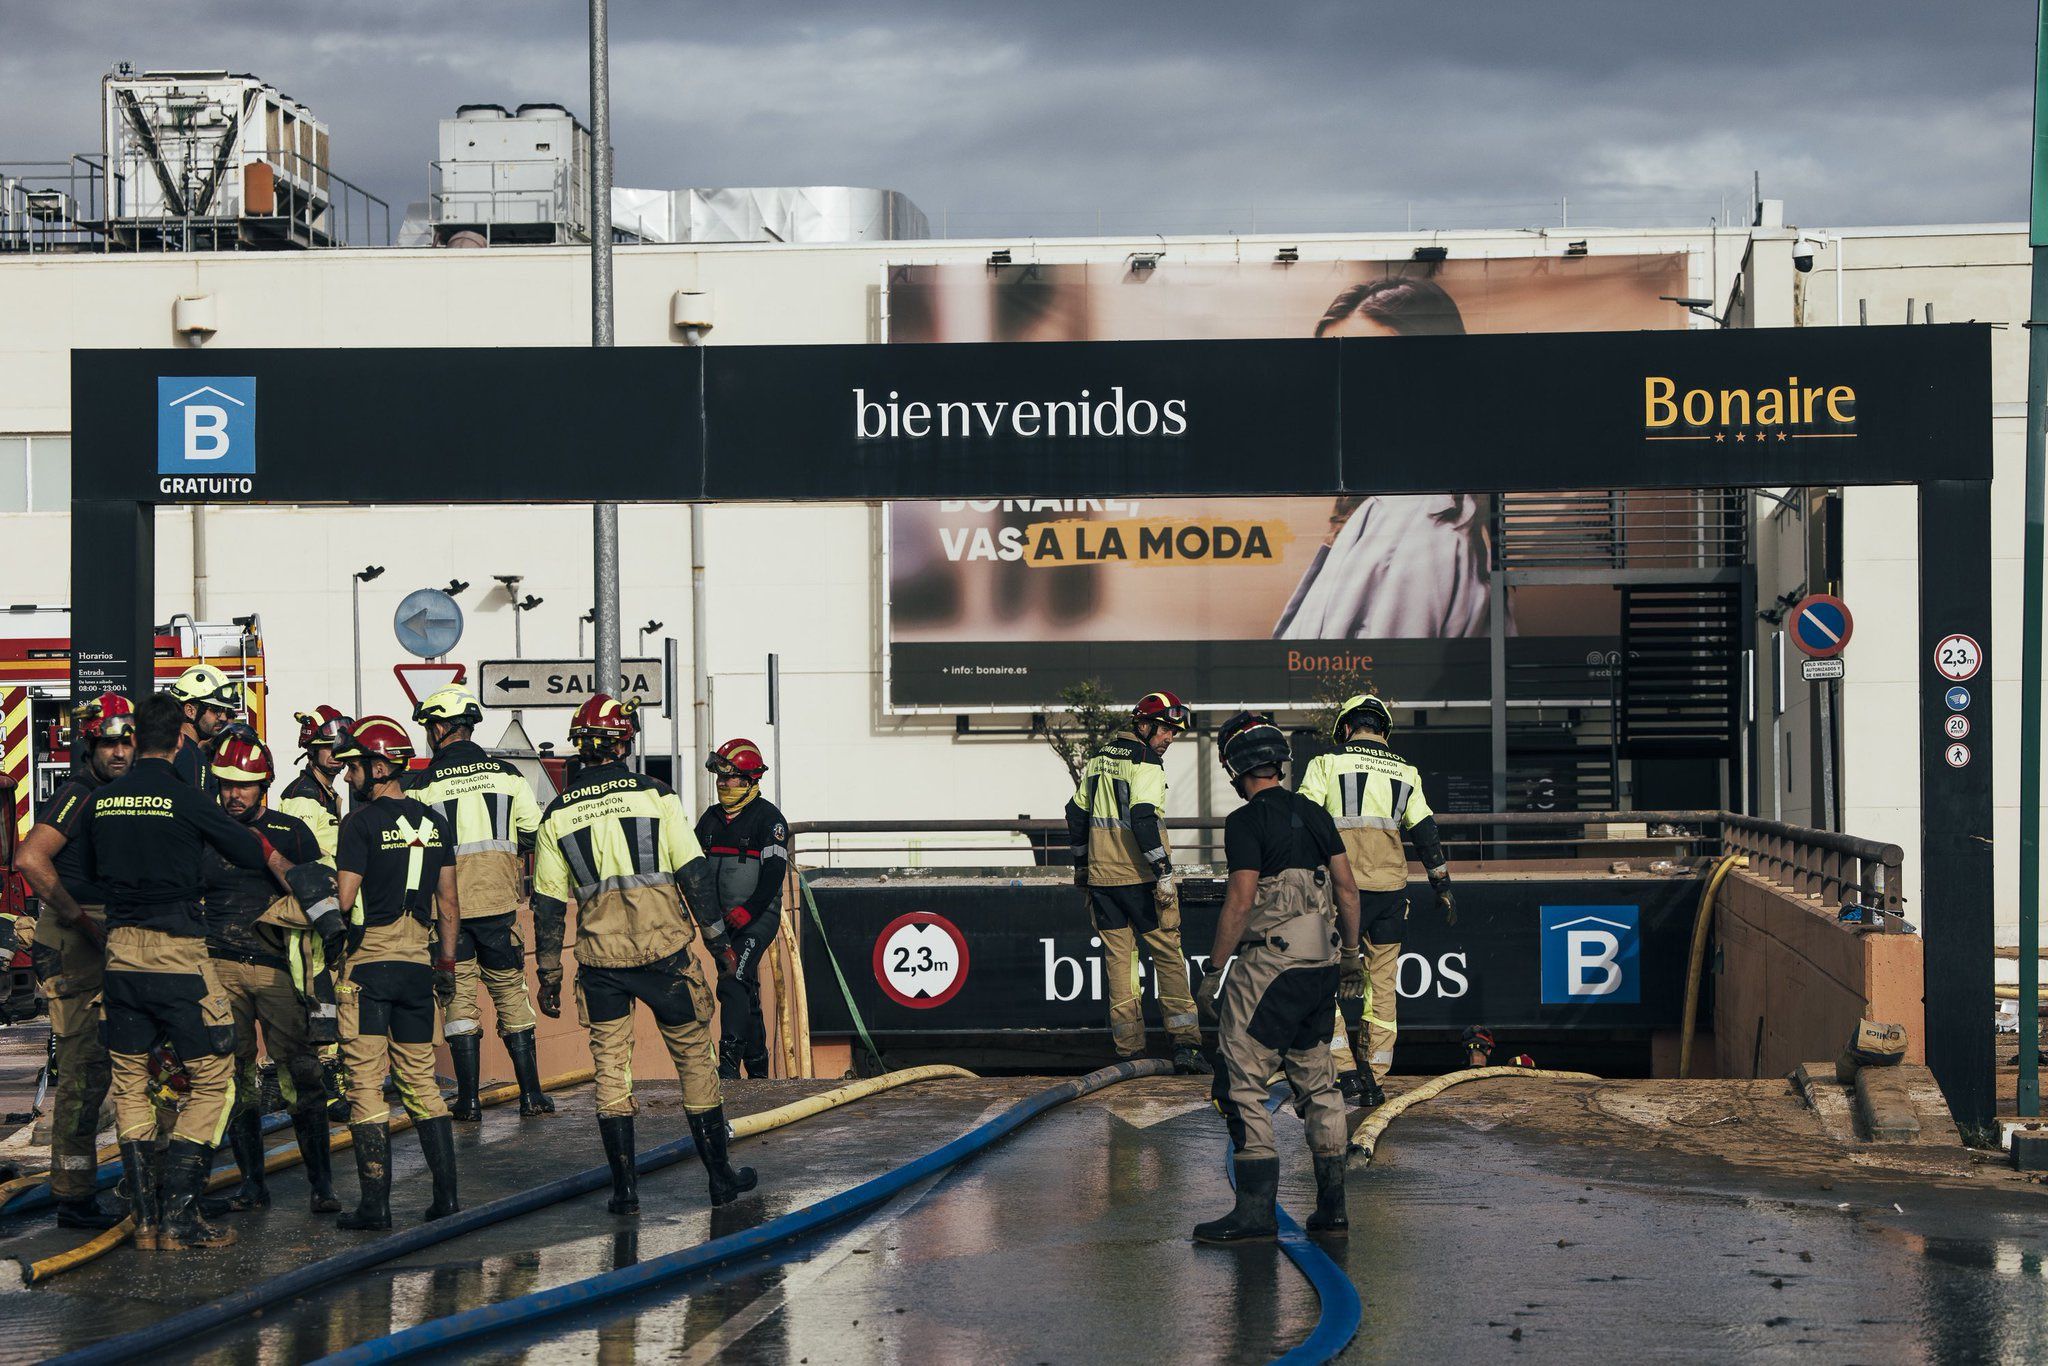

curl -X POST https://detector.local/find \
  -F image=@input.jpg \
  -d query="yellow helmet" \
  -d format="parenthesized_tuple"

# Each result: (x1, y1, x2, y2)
(413, 685, 483, 728)
(1335, 694, 1394, 739)
(170, 664, 242, 712)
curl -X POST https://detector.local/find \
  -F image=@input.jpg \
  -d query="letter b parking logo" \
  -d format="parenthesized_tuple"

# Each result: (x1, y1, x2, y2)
(1540, 905, 1639, 1005)
(158, 377, 257, 474)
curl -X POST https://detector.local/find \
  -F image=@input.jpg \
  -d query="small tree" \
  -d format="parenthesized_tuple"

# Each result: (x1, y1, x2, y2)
(1303, 669, 1376, 741)
(1041, 678, 1127, 786)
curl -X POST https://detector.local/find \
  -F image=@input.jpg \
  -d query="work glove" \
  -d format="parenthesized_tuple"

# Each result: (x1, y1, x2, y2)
(1153, 874, 1178, 908)
(726, 907, 753, 933)
(1430, 871, 1456, 927)
(536, 970, 563, 1019)
(1072, 858, 1088, 889)
(1195, 967, 1226, 1024)
(705, 929, 739, 977)
(432, 955, 458, 1009)
(1338, 945, 1365, 1002)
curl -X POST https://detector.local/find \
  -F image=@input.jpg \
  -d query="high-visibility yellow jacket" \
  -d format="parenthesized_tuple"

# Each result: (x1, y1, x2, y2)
(1296, 736, 1447, 892)
(530, 760, 720, 972)
(402, 738, 541, 920)
(277, 768, 342, 867)
(1064, 730, 1170, 887)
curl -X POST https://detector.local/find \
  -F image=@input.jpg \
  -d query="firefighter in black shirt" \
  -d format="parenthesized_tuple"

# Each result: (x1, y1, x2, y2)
(202, 734, 339, 1215)
(331, 716, 462, 1231)
(12, 692, 134, 1230)
(168, 665, 245, 793)
(38, 693, 302, 1252)
(697, 738, 788, 1079)
(1193, 712, 1362, 1245)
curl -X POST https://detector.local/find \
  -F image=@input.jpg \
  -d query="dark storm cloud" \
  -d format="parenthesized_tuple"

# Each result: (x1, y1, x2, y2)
(0, 2, 2027, 236)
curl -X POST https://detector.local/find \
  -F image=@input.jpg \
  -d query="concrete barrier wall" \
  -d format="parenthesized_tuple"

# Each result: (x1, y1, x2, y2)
(1713, 868, 1924, 1079)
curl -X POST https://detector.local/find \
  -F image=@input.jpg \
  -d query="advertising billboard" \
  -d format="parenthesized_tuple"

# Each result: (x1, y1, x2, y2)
(884, 256, 1691, 709)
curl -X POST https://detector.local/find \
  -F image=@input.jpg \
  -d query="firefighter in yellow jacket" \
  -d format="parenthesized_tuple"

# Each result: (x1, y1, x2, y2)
(1063, 690, 1209, 1074)
(531, 694, 757, 1212)
(406, 686, 550, 1118)
(1295, 694, 1454, 1107)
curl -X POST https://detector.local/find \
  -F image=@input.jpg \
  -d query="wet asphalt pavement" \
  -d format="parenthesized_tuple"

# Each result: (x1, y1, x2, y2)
(3, 1075, 2046, 1364)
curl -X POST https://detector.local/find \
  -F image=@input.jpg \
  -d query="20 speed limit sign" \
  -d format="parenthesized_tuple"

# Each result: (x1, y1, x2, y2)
(1933, 633, 1982, 682)
(872, 911, 970, 1009)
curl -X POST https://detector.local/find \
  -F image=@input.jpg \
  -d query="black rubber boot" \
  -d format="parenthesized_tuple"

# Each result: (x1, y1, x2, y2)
(119, 1141, 161, 1251)
(599, 1115, 638, 1214)
(54, 1191, 128, 1231)
(688, 1107, 757, 1207)
(1361, 1068, 1387, 1110)
(337, 1123, 392, 1231)
(223, 1109, 271, 1212)
(160, 1138, 237, 1250)
(416, 1115, 460, 1221)
(293, 1106, 342, 1214)
(1306, 1154, 1349, 1235)
(504, 1030, 555, 1116)
(448, 1034, 483, 1122)
(1172, 1045, 1214, 1076)
(743, 1052, 772, 1079)
(1193, 1156, 1279, 1243)
(717, 1044, 742, 1081)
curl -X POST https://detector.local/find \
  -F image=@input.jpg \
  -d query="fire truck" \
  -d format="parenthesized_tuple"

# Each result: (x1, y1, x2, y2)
(0, 611, 270, 1021)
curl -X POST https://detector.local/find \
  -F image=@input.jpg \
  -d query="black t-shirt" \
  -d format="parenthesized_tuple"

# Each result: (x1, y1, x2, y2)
(37, 770, 106, 905)
(1224, 786, 1343, 878)
(337, 795, 455, 929)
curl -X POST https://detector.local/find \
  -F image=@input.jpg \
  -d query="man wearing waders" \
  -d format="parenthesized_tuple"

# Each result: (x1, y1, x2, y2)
(1194, 712, 1362, 1243)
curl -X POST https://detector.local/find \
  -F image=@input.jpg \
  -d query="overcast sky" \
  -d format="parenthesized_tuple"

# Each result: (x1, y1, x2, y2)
(2, 2, 2030, 239)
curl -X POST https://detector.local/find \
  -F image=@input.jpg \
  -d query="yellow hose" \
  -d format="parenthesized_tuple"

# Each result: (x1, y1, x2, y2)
(22, 1068, 594, 1284)
(1678, 854, 1745, 1079)
(23, 1064, 973, 1284)
(1347, 1065, 1599, 1164)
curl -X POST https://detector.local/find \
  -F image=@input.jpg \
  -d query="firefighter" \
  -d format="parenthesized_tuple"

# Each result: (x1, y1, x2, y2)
(33, 692, 302, 1252)
(1063, 690, 1208, 1074)
(405, 685, 551, 1119)
(202, 734, 342, 1214)
(531, 695, 757, 1213)
(696, 738, 788, 1080)
(278, 705, 352, 864)
(1295, 695, 1454, 1107)
(331, 716, 462, 1230)
(11, 693, 135, 1230)
(1193, 712, 1361, 1243)
(168, 665, 245, 793)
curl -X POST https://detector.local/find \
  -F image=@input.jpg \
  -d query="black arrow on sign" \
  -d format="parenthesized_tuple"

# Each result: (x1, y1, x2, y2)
(495, 677, 531, 692)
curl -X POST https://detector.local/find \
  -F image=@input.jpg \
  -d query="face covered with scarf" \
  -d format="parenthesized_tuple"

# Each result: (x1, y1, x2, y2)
(716, 772, 758, 812)
(707, 737, 769, 813)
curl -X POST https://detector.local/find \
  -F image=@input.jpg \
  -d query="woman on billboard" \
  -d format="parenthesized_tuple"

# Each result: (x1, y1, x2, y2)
(1273, 278, 1501, 641)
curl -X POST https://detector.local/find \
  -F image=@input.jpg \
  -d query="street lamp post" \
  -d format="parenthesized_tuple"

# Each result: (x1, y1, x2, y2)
(351, 565, 384, 716)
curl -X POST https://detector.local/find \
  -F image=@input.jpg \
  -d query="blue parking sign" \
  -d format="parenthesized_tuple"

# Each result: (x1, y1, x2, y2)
(1540, 905, 1640, 1005)
(159, 376, 257, 476)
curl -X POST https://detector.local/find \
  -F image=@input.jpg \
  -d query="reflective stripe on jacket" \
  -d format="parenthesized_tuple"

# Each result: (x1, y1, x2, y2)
(1296, 737, 1432, 891)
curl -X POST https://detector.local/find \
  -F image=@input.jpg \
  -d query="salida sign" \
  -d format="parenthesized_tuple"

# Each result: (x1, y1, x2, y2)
(476, 658, 666, 709)
(806, 877, 1695, 1039)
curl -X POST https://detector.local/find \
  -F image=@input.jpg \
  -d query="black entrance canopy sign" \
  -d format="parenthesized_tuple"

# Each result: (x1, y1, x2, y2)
(68, 323, 1996, 1125)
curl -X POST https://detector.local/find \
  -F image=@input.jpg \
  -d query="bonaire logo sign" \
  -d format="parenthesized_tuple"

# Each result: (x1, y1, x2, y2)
(1642, 374, 1856, 446)
(158, 376, 257, 495)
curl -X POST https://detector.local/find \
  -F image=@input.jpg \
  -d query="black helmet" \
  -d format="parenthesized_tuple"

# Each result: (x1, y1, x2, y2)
(1218, 710, 1290, 781)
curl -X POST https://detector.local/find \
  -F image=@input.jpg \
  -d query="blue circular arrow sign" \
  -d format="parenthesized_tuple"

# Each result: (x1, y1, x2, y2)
(1789, 593, 1852, 660)
(393, 588, 464, 659)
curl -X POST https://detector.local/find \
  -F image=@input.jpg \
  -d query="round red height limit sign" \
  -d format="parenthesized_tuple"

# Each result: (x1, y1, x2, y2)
(872, 911, 970, 1009)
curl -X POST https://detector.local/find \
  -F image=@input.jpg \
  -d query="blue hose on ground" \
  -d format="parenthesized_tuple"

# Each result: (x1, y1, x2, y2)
(1233, 1089, 1363, 1365)
(312, 1058, 1175, 1365)
(42, 1127, 706, 1366)
(0, 1111, 293, 1219)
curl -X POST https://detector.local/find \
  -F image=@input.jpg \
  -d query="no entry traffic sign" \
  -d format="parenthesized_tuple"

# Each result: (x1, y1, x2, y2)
(1790, 594, 1853, 659)
(872, 911, 970, 1009)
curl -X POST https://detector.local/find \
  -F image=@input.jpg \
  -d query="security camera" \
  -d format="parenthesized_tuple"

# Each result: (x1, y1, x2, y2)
(1791, 236, 1824, 274)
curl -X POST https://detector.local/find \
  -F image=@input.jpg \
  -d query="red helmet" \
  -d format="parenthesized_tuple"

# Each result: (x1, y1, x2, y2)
(569, 694, 639, 754)
(332, 715, 415, 768)
(75, 692, 137, 742)
(705, 737, 768, 780)
(1132, 690, 1193, 733)
(211, 735, 275, 786)
(296, 704, 354, 752)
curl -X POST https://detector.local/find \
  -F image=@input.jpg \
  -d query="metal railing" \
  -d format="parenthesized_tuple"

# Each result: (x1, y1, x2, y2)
(788, 809, 1903, 912)
(1493, 490, 1747, 571)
